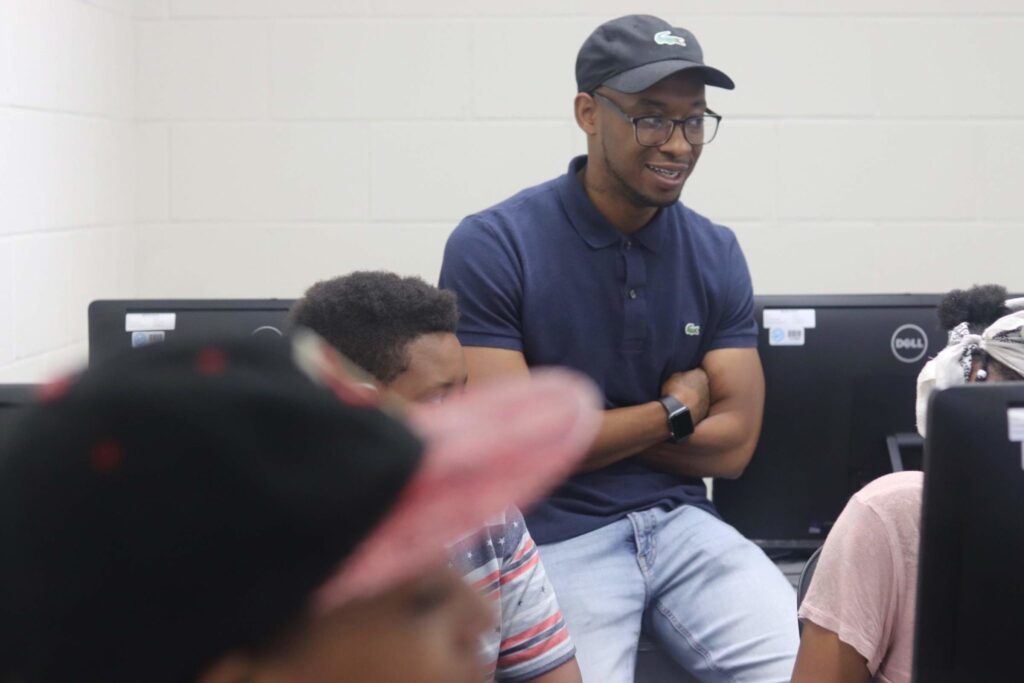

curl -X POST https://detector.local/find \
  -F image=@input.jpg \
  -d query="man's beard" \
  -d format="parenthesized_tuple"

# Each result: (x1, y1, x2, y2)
(600, 138, 683, 209)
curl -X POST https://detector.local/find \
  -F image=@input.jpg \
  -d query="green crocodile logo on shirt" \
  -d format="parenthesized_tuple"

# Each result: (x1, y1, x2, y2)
(685, 323, 701, 336)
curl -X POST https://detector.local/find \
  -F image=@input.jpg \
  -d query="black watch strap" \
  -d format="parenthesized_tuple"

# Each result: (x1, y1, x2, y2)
(658, 395, 694, 443)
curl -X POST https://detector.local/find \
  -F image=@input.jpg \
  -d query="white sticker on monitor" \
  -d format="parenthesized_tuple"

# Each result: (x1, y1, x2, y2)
(131, 330, 165, 348)
(1007, 407, 1024, 442)
(768, 327, 805, 346)
(763, 309, 816, 329)
(125, 313, 176, 332)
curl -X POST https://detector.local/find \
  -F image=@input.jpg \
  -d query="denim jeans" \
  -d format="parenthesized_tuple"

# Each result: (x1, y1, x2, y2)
(538, 505, 798, 683)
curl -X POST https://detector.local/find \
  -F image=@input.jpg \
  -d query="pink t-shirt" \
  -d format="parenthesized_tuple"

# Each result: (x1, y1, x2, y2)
(798, 471, 923, 683)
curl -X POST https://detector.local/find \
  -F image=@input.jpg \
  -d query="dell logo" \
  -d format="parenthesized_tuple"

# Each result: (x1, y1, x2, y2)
(891, 324, 929, 363)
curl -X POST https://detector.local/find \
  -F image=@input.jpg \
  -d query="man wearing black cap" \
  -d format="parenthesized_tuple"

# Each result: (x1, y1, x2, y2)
(440, 14, 798, 683)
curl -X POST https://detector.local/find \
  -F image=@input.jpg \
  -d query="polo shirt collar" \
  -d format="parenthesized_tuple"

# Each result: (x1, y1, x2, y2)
(557, 155, 668, 253)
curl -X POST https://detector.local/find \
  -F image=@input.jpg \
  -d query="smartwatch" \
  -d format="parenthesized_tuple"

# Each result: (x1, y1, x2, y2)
(658, 395, 694, 443)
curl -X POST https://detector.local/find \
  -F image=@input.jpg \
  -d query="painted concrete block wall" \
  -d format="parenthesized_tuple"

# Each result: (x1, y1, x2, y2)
(4, 0, 1024, 380)
(133, 1, 1024, 303)
(0, 0, 136, 381)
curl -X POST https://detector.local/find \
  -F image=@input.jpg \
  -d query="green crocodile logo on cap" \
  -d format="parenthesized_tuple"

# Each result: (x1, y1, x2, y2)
(654, 31, 687, 47)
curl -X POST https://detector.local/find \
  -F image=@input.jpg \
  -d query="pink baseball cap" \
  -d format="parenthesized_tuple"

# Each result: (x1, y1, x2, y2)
(0, 329, 600, 682)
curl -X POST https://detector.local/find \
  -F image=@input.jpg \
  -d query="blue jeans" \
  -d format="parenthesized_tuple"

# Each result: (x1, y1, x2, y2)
(538, 505, 798, 683)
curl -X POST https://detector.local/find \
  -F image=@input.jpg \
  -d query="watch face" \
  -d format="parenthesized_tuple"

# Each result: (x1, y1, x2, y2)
(670, 406, 694, 440)
(659, 396, 693, 442)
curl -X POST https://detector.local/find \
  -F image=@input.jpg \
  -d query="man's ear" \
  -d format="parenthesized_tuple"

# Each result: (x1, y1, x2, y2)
(574, 92, 599, 135)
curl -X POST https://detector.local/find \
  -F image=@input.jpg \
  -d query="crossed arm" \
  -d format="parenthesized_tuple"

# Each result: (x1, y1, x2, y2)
(463, 346, 764, 479)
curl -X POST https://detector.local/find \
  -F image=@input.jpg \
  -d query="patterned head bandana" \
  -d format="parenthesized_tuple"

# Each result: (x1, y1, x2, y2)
(916, 307, 1024, 437)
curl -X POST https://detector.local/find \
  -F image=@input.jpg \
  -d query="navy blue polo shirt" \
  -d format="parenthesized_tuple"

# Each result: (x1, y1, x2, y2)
(439, 155, 757, 545)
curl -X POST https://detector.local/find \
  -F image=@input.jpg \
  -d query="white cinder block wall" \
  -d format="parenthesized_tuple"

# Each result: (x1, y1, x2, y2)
(134, 0, 1024, 302)
(0, 0, 136, 382)
(5, 0, 1024, 380)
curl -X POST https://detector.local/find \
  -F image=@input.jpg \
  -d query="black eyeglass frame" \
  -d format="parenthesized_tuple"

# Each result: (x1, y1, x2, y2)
(592, 91, 722, 147)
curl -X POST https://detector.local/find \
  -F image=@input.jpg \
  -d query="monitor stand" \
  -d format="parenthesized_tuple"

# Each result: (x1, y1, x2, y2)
(887, 432, 924, 472)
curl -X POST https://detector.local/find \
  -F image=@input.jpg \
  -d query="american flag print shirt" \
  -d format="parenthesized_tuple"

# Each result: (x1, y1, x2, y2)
(449, 506, 576, 682)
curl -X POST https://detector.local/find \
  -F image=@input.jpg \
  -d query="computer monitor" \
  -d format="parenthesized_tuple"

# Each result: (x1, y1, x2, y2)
(913, 383, 1024, 682)
(0, 384, 39, 453)
(712, 294, 945, 549)
(88, 299, 296, 366)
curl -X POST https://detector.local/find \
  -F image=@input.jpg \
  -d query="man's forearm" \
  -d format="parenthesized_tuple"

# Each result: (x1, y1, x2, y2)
(584, 398, 758, 478)
(578, 401, 674, 472)
(635, 347, 765, 479)
(634, 403, 758, 479)
(580, 367, 713, 473)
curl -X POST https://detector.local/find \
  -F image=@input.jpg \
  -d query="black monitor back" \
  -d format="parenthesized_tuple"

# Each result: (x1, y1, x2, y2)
(89, 299, 296, 366)
(713, 294, 945, 548)
(0, 384, 39, 454)
(913, 383, 1024, 683)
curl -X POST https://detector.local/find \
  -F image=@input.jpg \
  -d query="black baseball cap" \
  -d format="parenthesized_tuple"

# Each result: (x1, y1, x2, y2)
(576, 15, 734, 94)
(0, 331, 600, 682)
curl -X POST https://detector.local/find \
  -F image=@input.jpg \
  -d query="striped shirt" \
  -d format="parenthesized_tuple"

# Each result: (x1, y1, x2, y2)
(450, 506, 575, 682)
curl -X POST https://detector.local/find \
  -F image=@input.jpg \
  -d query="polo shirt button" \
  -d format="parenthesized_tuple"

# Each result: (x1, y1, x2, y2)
(628, 289, 638, 299)
(625, 241, 632, 250)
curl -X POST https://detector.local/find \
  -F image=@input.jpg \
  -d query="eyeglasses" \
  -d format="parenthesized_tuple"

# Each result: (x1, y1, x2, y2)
(592, 91, 722, 147)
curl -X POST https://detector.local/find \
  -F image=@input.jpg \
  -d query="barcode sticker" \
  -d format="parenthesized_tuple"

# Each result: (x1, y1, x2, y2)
(131, 330, 165, 348)
(769, 327, 805, 346)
